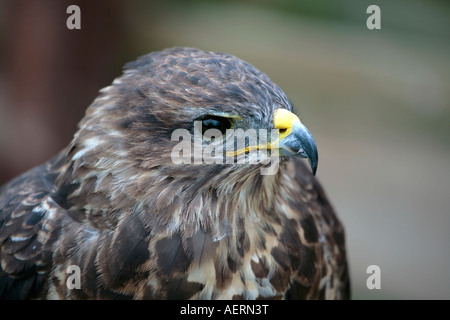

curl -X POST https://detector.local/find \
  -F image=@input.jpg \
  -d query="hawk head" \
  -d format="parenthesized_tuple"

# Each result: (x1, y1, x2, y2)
(61, 47, 318, 235)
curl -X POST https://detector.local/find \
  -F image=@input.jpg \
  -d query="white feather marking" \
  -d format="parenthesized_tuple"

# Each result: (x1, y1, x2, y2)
(10, 235, 32, 242)
(108, 130, 122, 137)
(99, 85, 113, 93)
(32, 205, 47, 215)
(72, 137, 103, 160)
(96, 95, 110, 102)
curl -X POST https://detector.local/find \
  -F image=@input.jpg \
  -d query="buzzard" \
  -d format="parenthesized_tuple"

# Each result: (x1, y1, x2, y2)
(0, 47, 350, 299)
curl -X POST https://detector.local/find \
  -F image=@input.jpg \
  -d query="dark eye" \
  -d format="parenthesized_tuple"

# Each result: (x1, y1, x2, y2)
(201, 116, 233, 136)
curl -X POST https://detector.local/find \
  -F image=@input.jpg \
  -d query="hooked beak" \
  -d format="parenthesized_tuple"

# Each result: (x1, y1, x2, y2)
(274, 109, 318, 175)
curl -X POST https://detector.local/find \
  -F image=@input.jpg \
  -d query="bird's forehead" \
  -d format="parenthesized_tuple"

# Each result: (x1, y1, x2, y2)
(127, 47, 260, 80)
(123, 47, 292, 119)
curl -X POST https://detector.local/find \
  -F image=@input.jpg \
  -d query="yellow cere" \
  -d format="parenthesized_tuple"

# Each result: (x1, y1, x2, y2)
(273, 108, 300, 140)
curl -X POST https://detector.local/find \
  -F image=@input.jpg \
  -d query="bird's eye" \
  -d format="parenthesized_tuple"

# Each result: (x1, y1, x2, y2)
(201, 116, 233, 137)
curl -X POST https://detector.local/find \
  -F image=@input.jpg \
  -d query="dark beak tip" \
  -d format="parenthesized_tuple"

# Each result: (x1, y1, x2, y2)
(310, 159, 318, 176)
(279, 120, 319, 175)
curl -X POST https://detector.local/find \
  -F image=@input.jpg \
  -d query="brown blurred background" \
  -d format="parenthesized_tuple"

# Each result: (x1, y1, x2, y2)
(0, 0, 449, 299)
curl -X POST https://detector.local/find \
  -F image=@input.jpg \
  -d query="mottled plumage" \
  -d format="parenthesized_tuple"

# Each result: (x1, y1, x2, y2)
(0, 47, 349, 299)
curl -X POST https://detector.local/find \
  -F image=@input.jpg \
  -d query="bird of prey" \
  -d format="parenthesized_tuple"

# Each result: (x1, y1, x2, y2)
(0, 47, 350, 299)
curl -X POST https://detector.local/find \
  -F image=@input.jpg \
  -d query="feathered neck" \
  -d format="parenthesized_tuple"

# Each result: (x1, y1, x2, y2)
(56, 147, 287, 239)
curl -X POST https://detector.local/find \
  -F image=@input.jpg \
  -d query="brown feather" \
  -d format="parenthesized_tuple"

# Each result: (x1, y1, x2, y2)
(0, 47, 349, 299)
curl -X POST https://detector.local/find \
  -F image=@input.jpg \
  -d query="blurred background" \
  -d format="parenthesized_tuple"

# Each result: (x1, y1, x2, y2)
(0, 0, 449, 299)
